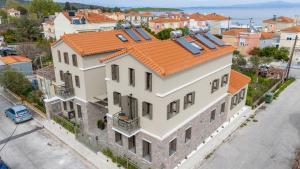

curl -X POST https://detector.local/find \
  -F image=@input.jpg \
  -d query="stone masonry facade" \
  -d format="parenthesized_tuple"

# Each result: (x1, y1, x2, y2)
(107, 95, 230, 169)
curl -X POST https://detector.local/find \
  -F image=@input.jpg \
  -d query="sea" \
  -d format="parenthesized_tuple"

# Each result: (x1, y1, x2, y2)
(181, 7, 300, 25)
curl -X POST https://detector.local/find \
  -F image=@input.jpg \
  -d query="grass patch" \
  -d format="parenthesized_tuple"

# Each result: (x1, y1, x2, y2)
(253, 119, 258, 122)
(240, 123, 247, 128)
(273, 77, 295, 99)
(205, 152, 214, 160)
(102, 148, 139, 169)
(52, 114, 79, 134)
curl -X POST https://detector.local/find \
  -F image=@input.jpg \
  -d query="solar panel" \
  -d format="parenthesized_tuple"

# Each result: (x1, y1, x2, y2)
(194, 34, 216, 49)
(176, 38, 202, 55)
(204, 32, 225, 46)
(124, 28, 141, 42)
(135, 28, 151, 40)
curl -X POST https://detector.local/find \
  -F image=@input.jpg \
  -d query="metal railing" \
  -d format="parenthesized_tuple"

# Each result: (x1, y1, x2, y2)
(55, 85, 74, 99)
(113, 112, 139, 135)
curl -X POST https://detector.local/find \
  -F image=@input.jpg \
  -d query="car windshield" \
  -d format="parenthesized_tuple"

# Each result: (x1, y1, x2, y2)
(17, 109, 28, 115)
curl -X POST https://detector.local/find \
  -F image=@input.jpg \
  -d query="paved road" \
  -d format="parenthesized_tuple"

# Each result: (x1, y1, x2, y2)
(200, 78, 300, 169)
(0, 96, 96, 169)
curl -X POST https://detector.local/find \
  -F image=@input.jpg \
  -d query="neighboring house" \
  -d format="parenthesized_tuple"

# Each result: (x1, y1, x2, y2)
(6, 8, 20, 17)
(222, 28, 261, 55)
(45, 28, 156, 140)
(263, 16, 296, 32)
(54, 11, 117, 39)
(124, 12, 157, 25)
(98, 33, 250, 169)
(104, 12, 125, 21)
(205, 13, 230, 34)
(279, 26, 300, 64)
(260, 32, 280, 48)
(0, 56, 32, 75)
(36, 65, 56, 99)
(42, 15, 57, 40)
(149, 18, 189, 33)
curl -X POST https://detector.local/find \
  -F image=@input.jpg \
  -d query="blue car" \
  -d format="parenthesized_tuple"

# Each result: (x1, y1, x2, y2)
(0, 158, 9, 169)
(5, 105, 33, 123)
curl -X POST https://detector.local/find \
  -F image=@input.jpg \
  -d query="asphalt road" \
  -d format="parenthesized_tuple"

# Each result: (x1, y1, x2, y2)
(200, 75, 300, 169)
(0, 95, 96, 169)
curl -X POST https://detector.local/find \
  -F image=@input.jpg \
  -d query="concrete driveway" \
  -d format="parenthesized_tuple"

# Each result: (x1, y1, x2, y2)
(0, 96, 96, 169)
(200, 79, 300, 169)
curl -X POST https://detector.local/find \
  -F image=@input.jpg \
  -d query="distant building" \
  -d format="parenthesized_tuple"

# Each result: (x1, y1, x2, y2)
(104, 12, 125, 21)
(0, 56, 32, 76)
(124, 12, 157, 25)
(260, 32, 280, 48)
(54, 11, 117, 39)
(149, 17, 189, 33)
(279, 26, 300, 64)
(42, 14, 57, 40)
(222, 28, 261, 55)
(263, 16, 296, 32)
(7, 8, 20, 17)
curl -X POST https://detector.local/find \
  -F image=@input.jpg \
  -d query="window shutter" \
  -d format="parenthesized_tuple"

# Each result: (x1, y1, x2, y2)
(132, 70, 135, 86)
(167, 104, 171, 119)
(211, 81, 214, 93)
(184, 95, 187, 109)
(192, 92, 195, 104)
(176, 100, 180, 113)
(149, 104, 153, 120)
(116, 66, 119, 82)
(142, 102, 146, 116)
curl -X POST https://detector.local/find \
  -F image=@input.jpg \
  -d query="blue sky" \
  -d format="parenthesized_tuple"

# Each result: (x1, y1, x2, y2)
(55, 0, 300, 8)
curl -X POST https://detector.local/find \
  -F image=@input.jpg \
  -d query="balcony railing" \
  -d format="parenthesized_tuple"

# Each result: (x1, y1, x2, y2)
(55, 85, 74, 99)
(113, 112, 139, 135)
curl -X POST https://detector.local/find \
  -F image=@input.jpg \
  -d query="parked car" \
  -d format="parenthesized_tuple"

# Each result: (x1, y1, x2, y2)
(5, 105, 33, 123)
(0, 157, 9, 169)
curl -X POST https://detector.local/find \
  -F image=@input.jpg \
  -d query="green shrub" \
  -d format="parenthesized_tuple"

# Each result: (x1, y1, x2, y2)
(52, 114, 76, 133)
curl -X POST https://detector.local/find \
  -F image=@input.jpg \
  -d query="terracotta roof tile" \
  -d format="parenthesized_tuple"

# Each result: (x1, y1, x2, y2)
(63, 12, 116, 23)
(0, 56, 31, 64)
(150, 17, 189, 23)
(222, 28, 248, 36)
(205, 13, 229, 21)
(281, 25, 300, 33)
(228, 70, 251, 94)
(260, 32, 277, 39)
(100, 38, 235, 77)
(52, 29, 158, 56)
(263, 16, 295, 24)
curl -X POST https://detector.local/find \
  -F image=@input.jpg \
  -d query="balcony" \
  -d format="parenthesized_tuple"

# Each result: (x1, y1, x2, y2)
(113, 112, 139, 135)
(55, 85, 74, 100)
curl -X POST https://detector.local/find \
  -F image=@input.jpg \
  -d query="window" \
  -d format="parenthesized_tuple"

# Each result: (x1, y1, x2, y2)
(142, 102, 153, 119)
(57, 50, 61, 62)
(145, 72, 152, 91)
(72, 54, 78, 67)
(169, 138, 177, 156)
(116, 34, 128, 42)
(59, 70, 64, 81)
(239, 89, 246, 101)
(111, 64, 119, 82)
(143, 140, 151, 162)
(185, 128, 192, 143)
(287, 36, 293, 40)
(211, 79, 220, 93)
(77, 104, 82, 118)
(128, 136, 136, 153)
(69, 101, 74, 110)
(63, 101, 67, 111)
(184, 92, 195, 109)
(113, 92, 121, 106)
(167, 100, 180, 120)
(220, 102, 225, 115)
(115, 132, 122, 145)
(210, 109, 216, 122)
(230, 94, 238, 110)
(75, 76, 80, 88)
(129, 68, 135, 86)
(221, 74, 229, 87)
(63, 52, 69, 64)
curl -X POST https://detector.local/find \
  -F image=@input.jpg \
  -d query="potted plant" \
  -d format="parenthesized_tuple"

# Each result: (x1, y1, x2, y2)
(97, 119, 105, 130)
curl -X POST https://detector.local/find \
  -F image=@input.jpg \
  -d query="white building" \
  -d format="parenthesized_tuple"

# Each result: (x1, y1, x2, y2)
(7, 8, 20, 17)
(280, 25, 300, 64)
(42, 15, 57, 40)
(54, 11, 117, 39)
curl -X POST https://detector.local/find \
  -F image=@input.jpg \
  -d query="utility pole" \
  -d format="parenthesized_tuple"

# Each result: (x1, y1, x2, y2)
(286, 35, 298, 80)
(227, 16, 231, 30)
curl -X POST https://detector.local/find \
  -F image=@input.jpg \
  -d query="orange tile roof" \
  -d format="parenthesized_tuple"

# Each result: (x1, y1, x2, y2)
(99, 38, 235, 77)
(63, 12, 116, 23)
(228, 70, 251, 94)
(281, 25, 300, 33)
(0, 56, 31, 64)
(260, 32, 277, 39)
(150, 17, 189, 23)
(263, 16, 295, 24)
(52, 29, 158, 56)
(189, 13, 207, 21)
(222, 28, 248, 36)
(125, 12, 154, 17)
(205, 13, 229, 21)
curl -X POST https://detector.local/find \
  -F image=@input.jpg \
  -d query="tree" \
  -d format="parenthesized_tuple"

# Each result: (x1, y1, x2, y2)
(1, 29, 17, 43)
(16, 6, 28, 15)
(0, 68, 32, 96)
(249, 47, 261, 56)
(29, 0, 61, 18)
(64, 1, 71, 10)
(156, 28, 174, 40)
(176, 27, 189, 36)
(14, 16, 42, 42)
(274, 47, 289, 61)
(16, 43, 41, 59)
(0, 9, 7, 20)
(232, 54, 247, 70)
